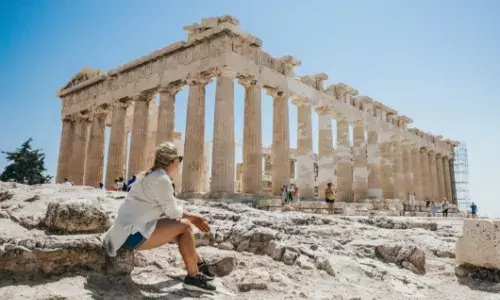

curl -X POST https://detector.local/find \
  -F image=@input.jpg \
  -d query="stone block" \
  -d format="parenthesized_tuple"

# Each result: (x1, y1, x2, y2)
(456, 219, 500, 269)
(43, 200, 110, 233)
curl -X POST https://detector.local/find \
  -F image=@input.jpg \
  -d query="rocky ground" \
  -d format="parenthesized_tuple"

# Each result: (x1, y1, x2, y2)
(0, 182, 497, 300)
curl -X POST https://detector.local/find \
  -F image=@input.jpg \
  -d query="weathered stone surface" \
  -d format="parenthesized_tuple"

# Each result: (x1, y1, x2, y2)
(44, 200, 110, 233)
(194, 231, 215, 247)
(0, 235, 133, 278)
(237, 269, 269, 292)
(282, 248, 300, 265)
(374, 245, 426, 275)
(456, 219, 500, 270)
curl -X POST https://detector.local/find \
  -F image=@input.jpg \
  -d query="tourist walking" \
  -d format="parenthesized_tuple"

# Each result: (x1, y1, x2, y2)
(471, 202, 478, 218)
(281, 185, 288, 205)
(442, 199, 449, 218)
(102, 141, 216, 293)
(431, 201, 437, 217)
(127, 175, 137, 192)
(325, 183, 335, 215)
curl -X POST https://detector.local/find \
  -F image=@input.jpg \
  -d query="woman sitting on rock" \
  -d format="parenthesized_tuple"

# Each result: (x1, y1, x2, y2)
(102, 141, 216, 293)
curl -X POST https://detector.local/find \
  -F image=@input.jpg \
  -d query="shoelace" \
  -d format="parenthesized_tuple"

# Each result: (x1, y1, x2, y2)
(198, 273, 209, 283)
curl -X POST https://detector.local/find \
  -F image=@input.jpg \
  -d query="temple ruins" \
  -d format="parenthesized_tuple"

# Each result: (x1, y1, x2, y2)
(55, 15, 459, 208)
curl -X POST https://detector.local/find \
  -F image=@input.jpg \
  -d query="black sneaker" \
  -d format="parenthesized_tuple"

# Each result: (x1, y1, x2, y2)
(198, 260, 216, 280)
(183, 274, 216, 293)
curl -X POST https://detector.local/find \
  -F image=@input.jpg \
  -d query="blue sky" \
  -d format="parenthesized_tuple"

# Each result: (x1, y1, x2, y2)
(0, 1, 498, 216)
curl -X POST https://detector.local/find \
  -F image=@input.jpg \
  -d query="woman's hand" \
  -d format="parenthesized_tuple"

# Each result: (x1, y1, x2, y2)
(191, 215, 211, 232)
(183, 212, 210, 232)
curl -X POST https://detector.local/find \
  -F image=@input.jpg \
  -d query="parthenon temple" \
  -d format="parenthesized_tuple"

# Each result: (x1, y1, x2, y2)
(55, 15, 459, 206)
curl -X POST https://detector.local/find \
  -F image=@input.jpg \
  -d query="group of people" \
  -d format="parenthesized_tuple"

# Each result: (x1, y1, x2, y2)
(107, 176, 137, 192)
(425, 198, 451, 218)
(281, 185, 300, 205)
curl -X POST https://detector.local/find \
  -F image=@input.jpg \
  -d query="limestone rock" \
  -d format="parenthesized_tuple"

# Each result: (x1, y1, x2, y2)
(0, 235, 134, 278)
(282, 205, 296, 212)
(209, 256, 236, 277)
(456, 219, 500, 270)
(194, 231, 215, 247)
(266, 240, 285, 261)
(374, 245, 426, 275)
(217, 241, 234, 250)
(282, 248, 300, 265)
(43, 200, 110, 233)
(315, 255, 336, 276)
(237, 269, 269, 292)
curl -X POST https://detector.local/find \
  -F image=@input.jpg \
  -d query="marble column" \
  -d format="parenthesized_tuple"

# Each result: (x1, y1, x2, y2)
(429, 151, 438, 201)
(56, 117, 75, 183)
(84, 109, 107, 187)
(70, 114, 90, 185)
(436, 153, 446, 202)
(270, 90, 290, 195)
(293, 99, 314, 198)
(240, 77, 262, 195)
(156, 84, 181, 146)
(367, 130, 382, 200)
(380, 131, 394, 199)
(316, 111, 335, 199)
(210, 70, 235, 195)
(106, 101, 128, 187)
(182, 76, 211, 194)
(353, 121, 368, 201)
(392, 137, 405, 200)
(443, 156, 453, 203)
(420, 148, 431, 201)
(402, 142, 413, 201)
(128, 93, 152, 178)
(411, 146, 423, 201)
(336, 118, 352, 202)
(449, 158, 457, 204)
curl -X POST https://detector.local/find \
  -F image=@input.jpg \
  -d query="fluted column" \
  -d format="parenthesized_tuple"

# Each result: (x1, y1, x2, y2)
(240, 77, 262, 195)
(436, 153, 445, 202)
(449, 158, 457, 204)
(128, 93, 152, 178)
(269, 89, 290, 195)
(293, 98, 314, 198)
(367, 130, 382, 200)
(428, 151, 438, 201)
(70, 114, 90, 185)
(443, 156, 453, 202)
(353, 121, 368, 201)
(182, 75, 211, 194)
(106, 101, 129, 187)
(336, 118, 352, 202)
(380, 131, 394, 199)
(411, 146, 423, 201)
(84, 109, 107, 187)
(156, 84, 181, 145)
(402, 142, 413, 200)
(210, 70, 235, 195)
(392, 137, 405, 200)
(420, 148, 431, 200)
(317, 110, 335, 199)
(56, 117, 75, 183)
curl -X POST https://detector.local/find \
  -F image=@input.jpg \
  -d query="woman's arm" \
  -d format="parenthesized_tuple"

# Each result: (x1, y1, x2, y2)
(182, 211, 210, 232)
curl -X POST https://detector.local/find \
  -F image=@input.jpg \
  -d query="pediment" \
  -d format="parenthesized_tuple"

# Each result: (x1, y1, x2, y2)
(61, 68, 104, 91)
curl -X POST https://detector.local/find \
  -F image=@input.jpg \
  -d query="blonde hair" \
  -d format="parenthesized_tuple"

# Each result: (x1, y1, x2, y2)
(147, 141, 179, 174)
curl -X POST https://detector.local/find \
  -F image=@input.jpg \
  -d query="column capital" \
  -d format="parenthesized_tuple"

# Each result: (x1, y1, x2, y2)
(238, 76, 259, 88)
(91, 107, 110, 118)
(114, 99, 132, 109)
(73, 112, 91, 123)
(314, 105, 331, 115)
(428, 149, 436, 155)
(265, 87, 289, 98)
(213, 67, 238, 78)
(291, 96, 311, 107)
(132, 90, 155, 102)
(159, 82, 183, 95)
(186, 73, 213, 86)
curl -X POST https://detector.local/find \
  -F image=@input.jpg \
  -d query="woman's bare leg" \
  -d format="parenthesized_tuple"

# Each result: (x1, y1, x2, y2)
(135, 218, 198, 277)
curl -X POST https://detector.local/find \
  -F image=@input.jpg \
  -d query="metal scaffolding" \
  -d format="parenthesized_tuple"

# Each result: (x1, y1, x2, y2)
(453, 142, 471, 211)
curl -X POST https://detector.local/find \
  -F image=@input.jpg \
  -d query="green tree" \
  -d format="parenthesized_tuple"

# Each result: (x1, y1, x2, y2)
(0, 138, 52, 184)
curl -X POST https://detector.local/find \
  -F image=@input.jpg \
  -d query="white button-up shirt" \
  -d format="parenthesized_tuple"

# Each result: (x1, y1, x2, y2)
(102, 169, 183, 257)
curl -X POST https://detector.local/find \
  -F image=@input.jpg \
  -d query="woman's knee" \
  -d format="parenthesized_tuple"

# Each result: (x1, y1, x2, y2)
(180, 218, 193, 231)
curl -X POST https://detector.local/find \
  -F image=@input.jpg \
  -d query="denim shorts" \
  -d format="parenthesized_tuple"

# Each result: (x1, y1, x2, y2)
(121, 231, 146, 250)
